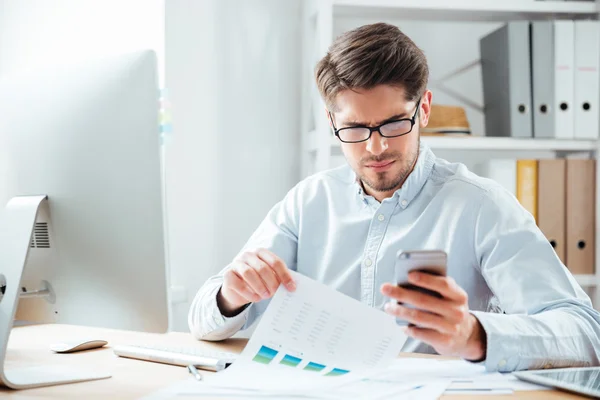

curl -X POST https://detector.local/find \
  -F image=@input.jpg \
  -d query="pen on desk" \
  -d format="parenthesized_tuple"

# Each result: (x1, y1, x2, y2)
(187, 364, 203, 381)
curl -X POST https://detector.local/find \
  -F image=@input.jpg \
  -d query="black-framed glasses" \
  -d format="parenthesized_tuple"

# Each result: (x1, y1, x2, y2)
(329, 98, 421, 143)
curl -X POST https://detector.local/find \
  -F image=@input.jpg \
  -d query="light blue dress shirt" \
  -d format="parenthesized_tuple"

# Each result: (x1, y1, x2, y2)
(189, 142, 600, 372)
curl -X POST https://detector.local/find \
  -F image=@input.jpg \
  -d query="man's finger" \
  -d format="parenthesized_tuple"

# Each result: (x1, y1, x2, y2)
(242, 254, 279, 296)
(405, 326, 451, 350)
(234, 264, 270, 299)
(381, 284, 448, 313)
(226, 271, 261, 303)
(257, 249, 296, 291)
(407, 273, 467, 303)
(384, 302, 460, 335)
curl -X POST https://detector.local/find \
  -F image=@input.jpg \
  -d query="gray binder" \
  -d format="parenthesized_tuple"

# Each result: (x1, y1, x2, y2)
(532, 21, 575, 139)
(480, 22, 533, 138)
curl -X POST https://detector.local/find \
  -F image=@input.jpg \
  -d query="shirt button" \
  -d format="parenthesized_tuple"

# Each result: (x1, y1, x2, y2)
(401, 199, 408, 207)
(364, 259, 373, 267)
(498, 359, 507, 368)
(377, 214, 385, 222)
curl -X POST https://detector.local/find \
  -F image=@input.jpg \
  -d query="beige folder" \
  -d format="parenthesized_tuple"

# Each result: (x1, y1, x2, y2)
(538, 159, 566, 264)
(566, 159, 596, 275)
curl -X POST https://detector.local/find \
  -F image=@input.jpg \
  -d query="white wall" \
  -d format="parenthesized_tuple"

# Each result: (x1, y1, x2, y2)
(0, 0, 302, 332)
(165, 0, 301, 331)
(0, 0, 165, 82)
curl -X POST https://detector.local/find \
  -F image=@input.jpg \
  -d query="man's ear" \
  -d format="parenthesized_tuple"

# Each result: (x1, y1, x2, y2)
(324, 107, 333, 128)
(419, 90, 433, 128)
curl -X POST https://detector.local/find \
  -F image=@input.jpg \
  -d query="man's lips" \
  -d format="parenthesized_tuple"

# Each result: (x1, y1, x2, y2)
(366, 160, 394, 172)
(365, 160, 395, 170)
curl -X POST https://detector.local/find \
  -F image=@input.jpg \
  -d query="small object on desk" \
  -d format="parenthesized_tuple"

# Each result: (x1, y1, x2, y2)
(50, 339, 108, 353)
(187, 365, 203, 381)
(112, 344, 237, 372)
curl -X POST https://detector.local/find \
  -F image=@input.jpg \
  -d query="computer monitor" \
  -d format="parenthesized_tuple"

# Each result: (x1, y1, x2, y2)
(0, 50, 170, 389)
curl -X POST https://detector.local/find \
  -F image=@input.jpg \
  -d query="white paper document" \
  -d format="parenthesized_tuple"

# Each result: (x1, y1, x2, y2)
(146, 355, 548, 399)
(201, 271, 408, 393)
(144, 377, 450, 400)
(144, 272, 410, 399)
(388, 359, 551, 395)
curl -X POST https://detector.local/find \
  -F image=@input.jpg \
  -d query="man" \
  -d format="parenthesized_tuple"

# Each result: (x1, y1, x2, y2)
(189, 22, 600, 372)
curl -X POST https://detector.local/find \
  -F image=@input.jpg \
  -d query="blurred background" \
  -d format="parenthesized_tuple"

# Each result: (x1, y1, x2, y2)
(0, 0, 597, 331)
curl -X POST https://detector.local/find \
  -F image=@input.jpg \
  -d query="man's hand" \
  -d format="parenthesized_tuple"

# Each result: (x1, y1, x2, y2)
(381, 272, 486, 361)
(217, 248, 296, 317)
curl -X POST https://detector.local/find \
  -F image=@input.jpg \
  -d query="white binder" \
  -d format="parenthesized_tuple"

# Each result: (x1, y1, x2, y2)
(532, 21, 575, 139)
(478, 159, 516, 196)
(574, 21, 600, 139)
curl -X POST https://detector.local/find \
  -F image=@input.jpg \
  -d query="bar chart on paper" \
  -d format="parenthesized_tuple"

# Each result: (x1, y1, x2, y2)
(304, 361, 326, 372)
(280, 353, 302, 367)
(203, 272, 407, 392)
(251, 345, 351, 376)
(325, 368, 351, 377)
(252, 345, 279, 364)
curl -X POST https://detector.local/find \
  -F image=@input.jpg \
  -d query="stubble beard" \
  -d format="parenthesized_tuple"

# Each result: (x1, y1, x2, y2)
(359, 141, 420, 194)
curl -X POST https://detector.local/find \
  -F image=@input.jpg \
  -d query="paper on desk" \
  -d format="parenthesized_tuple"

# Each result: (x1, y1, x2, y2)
(147, 356, 500, 399)
(148, 359, 450, 399)
(379, 358, 506, 395)
(201, 271, 407, 394)
(144, 376, 450, 400)
(430, 360, 550, 394)
(145, 353, 549, 399)
(445, 375, 550, 395)
(320, 368, 450, 400)
(386, 359, 550, 395)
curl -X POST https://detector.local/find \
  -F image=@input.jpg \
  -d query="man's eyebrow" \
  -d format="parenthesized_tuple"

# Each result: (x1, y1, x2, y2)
(340, 113, 408, 127)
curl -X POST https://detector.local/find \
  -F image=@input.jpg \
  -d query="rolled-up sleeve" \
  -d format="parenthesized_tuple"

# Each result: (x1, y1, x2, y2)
(471, 187, 600, 372)
(188, 183, 301, 341)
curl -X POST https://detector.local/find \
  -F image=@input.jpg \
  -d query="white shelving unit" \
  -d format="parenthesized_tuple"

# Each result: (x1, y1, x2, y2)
(304, 133, 599, 153)
(333, 0, 598, 20)
(301, 0, 600, 306)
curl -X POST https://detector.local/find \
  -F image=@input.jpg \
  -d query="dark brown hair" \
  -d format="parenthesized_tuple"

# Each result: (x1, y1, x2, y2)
(315, 22, 429, 110)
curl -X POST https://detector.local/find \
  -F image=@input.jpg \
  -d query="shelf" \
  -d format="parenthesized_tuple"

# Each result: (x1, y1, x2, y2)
(575, 274, 598, 287)
(421, 136, 598, 152)
(333, 0, 598, 21)
(304, 131, 598, 153)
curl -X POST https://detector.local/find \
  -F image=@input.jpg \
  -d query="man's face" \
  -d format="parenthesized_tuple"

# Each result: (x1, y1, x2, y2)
(330, 85, 431, 199)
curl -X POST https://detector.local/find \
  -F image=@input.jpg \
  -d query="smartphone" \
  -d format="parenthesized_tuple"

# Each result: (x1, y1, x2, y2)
(393, 249, 447, 326)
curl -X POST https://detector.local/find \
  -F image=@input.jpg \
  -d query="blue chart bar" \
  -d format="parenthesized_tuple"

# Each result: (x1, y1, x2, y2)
(325, 368, 350, 377)
(253, 345, 278, 364)
(280, 354, 302, 367)
(304, 361, 326, 372)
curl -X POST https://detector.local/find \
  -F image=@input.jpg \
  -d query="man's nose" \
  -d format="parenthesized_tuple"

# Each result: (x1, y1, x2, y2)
(366, 130, 388, 156)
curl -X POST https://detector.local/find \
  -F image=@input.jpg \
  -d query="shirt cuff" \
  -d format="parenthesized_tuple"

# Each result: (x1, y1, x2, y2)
(207, 285, 250, 332)
(190, 283, 251, 341)
(470, 311, 521, 372)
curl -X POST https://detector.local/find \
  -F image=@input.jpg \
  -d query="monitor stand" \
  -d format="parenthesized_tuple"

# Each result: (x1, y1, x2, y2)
(0, 195, 111, 389)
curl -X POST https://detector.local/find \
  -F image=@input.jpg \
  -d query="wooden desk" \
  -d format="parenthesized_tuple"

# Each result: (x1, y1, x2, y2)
(0, 324, 586, 399)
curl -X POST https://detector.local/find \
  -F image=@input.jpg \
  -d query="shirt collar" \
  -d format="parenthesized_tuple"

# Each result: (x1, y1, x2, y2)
(351, 140, 435, 206)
